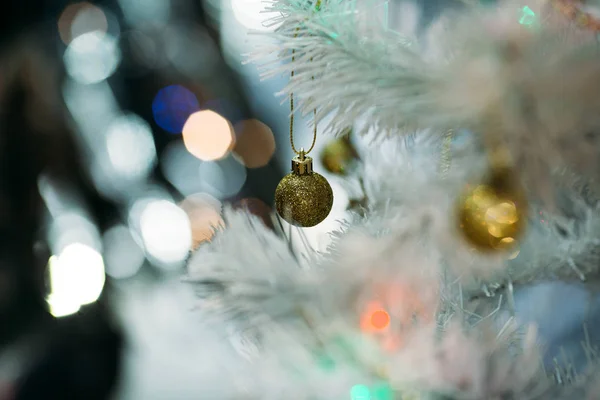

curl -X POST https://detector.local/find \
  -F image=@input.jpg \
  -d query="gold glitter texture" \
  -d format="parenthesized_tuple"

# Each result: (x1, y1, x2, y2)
(275, 154, 333, 227)
(275, 172, 333, 227)
(457, 166, 527, 252)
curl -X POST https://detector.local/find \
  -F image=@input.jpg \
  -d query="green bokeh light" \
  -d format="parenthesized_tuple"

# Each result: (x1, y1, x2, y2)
(371, 382, 393, 400)
(350, 382, 393, 400)
(351, 384, 371, 400)
(519, 6, 536, 25)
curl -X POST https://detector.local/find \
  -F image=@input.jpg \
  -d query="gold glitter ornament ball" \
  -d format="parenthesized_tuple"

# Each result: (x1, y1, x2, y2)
(275, 151, 333, 227)
(457, 166, 527, 252)
(319, 133, 358, 175)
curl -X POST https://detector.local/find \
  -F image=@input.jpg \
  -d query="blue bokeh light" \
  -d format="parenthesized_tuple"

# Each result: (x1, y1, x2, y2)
(152, 85, 200, 134)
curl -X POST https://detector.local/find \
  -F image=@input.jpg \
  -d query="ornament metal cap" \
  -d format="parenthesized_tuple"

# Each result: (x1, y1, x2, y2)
(292, 148, 313, 176)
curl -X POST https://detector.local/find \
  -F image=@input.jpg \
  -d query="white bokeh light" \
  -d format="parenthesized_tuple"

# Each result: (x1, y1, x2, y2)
(62, 243, 106, 305)
(64, 31, 121, 84)
(46, 243, 106, 317)
(106, 114, 157, 181)
(135, 199, 192, 266)
(103, 225, 146, 279)
(46, 255, 81, 318)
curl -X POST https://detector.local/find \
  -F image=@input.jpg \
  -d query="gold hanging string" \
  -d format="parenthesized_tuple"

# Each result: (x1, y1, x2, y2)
(290, 29, 318, 156)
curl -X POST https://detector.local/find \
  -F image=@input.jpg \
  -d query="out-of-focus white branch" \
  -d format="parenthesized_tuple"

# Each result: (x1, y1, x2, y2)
(183, 207, 554, 399)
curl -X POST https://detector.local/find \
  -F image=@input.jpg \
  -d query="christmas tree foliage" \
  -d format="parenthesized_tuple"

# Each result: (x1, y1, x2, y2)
(183, 0, 600, 398)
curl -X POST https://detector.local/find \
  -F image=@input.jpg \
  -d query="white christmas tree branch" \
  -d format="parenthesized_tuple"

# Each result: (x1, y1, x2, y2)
(251, 0, 444, 136)
(254, 0, 600, 205)
(462, 201, 600, 299)
(184, 208, 569, 399)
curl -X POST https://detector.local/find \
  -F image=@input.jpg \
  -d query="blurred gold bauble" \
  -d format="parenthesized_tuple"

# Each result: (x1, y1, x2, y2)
(275, 150, 333, 227)
(319, 134, 358, 175)
(457, 166, 527, 252)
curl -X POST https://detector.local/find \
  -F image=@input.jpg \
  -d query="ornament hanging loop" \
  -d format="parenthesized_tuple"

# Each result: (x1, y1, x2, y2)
(291, 148, 314, 176)
(298, 148, 306, 160)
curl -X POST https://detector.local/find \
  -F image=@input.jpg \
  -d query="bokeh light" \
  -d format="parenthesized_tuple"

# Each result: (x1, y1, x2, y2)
(350, 384, 371, 400)
(46, 243, 106, 317)
(233, 119, 276, 168)
(519, 6, 536, 26)
(360, 302, 390, 333)
(161, 140, 204, 196)
(180, 193, 224, 248)
(350, 383, 393, 400)
(103, 225, 146, 279)
(106, 113, 157, 181)
(46, 256, 81, 318)
(370, 310, 390, 330)
(198, 155, 247, 199)
(230, 0, 273, 31)
(64, 31, 121, 84)
(152, 85, 200, 134)
(62, 243, 106, 305)
(134, 199, 192, 266)
(371, 383, 393, 400)
(58, 2, 108, 44)
(182, 110, 235, 161)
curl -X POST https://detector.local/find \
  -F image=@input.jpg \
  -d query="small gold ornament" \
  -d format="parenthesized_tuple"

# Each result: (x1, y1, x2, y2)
(275, 149, 333, 227)
(275, 35, 333, 227)
(457, 153, 527, 252)
(319, 132, 359, 175)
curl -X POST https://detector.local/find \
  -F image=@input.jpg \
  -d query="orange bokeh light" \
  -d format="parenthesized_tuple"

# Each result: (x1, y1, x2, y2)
(233, 119, 276, 168)
(360, 301, 390, 333)
(182, 110, 235, 161)
(370, 309, 390, 330)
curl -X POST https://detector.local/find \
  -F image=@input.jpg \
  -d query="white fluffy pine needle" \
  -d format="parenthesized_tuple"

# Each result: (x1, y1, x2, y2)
(186, 209, 318, 328)
(253, 0, 438, 135)
(183, 208, 555, 399)
(254, 0, 600, 205)
(182, 206, 600, 398)
(351, 131, 600, 296)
